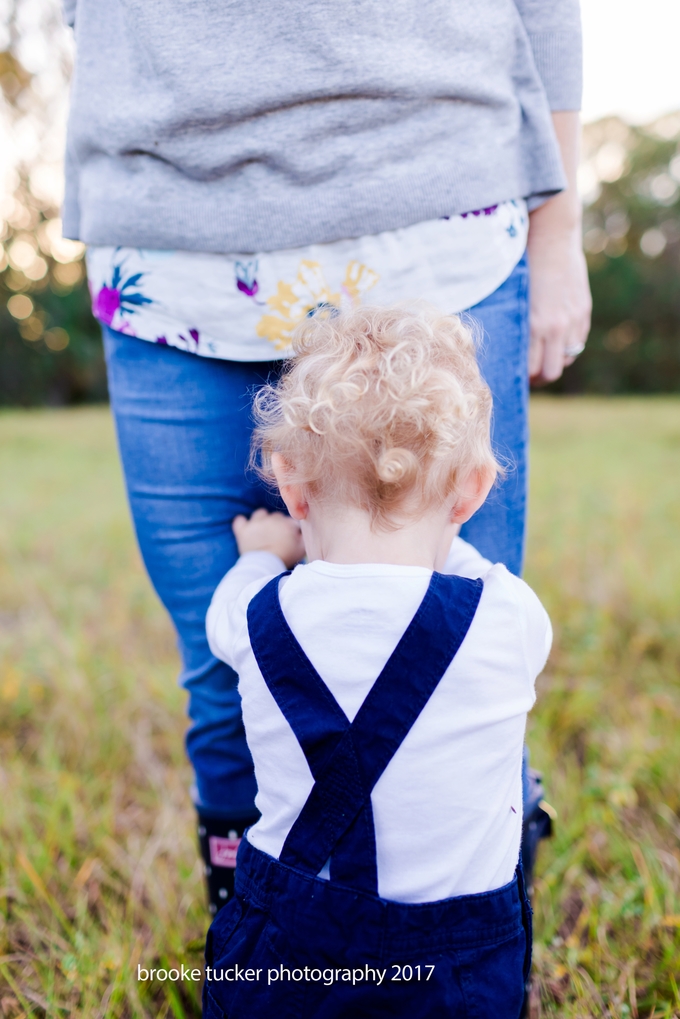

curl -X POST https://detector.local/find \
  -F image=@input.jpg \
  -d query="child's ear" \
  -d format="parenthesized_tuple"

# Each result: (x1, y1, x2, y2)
(449, 465, 495, 525)
(271, 453, 309, 521)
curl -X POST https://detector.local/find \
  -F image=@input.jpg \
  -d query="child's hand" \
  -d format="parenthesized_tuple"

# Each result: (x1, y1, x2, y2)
(232, 509, 305, 568)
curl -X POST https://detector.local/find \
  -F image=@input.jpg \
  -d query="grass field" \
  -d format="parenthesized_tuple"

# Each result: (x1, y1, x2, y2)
(0, 398, 679, 1018)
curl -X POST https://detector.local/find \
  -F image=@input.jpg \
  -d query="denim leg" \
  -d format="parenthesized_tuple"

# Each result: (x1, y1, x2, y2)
(103, 328, 283, 818)
(458, 258, 534, 863)
(459, 253, 530, 577)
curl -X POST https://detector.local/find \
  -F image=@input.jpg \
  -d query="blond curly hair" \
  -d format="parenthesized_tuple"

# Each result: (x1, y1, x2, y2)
(252, 305, 500, 528)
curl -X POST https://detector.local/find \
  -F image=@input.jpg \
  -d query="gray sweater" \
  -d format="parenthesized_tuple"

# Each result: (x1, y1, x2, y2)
(62, 1, 581, 254)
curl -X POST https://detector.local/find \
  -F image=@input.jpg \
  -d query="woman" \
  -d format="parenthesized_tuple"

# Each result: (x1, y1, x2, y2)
(62, 0, 591, 912)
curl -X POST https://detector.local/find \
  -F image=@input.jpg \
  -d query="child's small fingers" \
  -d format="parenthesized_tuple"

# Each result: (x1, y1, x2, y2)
(251, 508, 269, 520)
(232, 515, 247, 533)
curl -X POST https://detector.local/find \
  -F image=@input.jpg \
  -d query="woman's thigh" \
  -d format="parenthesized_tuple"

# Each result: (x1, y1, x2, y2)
(459, 254, 530, 576)
(103, 328, 283, 816)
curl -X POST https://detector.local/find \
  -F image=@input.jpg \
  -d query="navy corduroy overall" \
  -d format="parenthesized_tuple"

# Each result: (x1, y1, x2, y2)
(204, 572, 532, 1019)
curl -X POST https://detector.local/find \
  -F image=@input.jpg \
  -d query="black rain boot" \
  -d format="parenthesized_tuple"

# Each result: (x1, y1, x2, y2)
(197, 812, 259, 915)
(520, 767, 556, 895)
(519, 768, 556, 1019)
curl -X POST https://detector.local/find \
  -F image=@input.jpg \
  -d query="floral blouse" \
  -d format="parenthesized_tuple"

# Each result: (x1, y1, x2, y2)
(86, 200, 527, 362)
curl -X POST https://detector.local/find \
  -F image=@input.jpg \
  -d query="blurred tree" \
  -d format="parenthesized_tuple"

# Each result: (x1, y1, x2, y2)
(1, 0, 679, 401)
(552, 114, 680, 394)
(0, 0, 105, 406)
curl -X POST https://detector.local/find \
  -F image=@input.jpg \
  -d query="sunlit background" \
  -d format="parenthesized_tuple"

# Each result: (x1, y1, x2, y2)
(1, 0, 680, 402)
(1, 8, 680, 1017)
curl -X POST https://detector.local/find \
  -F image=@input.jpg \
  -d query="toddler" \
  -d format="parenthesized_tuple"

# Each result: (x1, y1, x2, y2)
(202, 306, 551, 1018)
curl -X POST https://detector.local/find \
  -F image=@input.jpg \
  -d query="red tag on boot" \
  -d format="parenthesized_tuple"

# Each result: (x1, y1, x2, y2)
(209, 835, 240, 868)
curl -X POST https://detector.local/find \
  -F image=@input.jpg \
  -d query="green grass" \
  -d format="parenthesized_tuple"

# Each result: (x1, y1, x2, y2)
(0, 399, 679, 1018)
(525, 398, 680, 1018)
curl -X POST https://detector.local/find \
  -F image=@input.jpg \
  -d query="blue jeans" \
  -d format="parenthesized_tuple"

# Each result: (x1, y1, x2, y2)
(102, 254, 529, 819)
(459, 253, 530, 571)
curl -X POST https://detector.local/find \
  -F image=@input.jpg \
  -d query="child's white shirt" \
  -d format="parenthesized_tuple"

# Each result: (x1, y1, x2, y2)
(207, 537, 552, 904)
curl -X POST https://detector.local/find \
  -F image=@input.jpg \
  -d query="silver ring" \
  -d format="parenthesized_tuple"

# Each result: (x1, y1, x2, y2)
(565, 344, 585, 358)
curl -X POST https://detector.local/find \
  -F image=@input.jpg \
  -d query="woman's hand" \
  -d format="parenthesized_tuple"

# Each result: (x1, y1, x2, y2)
(527, 112, 592, 385)
(232, 508, 305, 568)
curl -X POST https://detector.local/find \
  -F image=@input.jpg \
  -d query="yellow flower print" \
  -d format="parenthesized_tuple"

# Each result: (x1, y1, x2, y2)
(340, 261, 380, 304)
(257, 259, 379, 351)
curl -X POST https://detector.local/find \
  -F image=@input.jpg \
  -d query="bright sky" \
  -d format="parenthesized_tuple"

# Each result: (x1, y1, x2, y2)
(581, 0, 680, 123)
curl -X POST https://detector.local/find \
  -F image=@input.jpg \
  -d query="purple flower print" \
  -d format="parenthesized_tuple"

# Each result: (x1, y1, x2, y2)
(237, 278, 258, 297)
(93, 285, 121, 325)
(442, 205, 499, 222)
(235, 259, 263, 302)
(178, 328, 200, 347)
(92, 260, 152, 326)
(461, 205, 498, 219)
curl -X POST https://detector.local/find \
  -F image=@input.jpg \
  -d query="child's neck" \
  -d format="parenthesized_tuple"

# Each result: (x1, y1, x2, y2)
(300, 501, 456, 571)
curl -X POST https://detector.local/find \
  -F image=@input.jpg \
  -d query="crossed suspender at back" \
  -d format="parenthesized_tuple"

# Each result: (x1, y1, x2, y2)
(246, 570, 483, 896)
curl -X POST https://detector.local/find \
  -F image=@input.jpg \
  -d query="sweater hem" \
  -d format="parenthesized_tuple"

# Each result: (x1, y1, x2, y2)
(69, 166, 565, 252)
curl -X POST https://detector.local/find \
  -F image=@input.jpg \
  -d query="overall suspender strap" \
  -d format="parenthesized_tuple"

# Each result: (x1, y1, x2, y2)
(247, 574, 349, 777)
(247, 571, 483, 895)
(280, 573, 483, 885)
